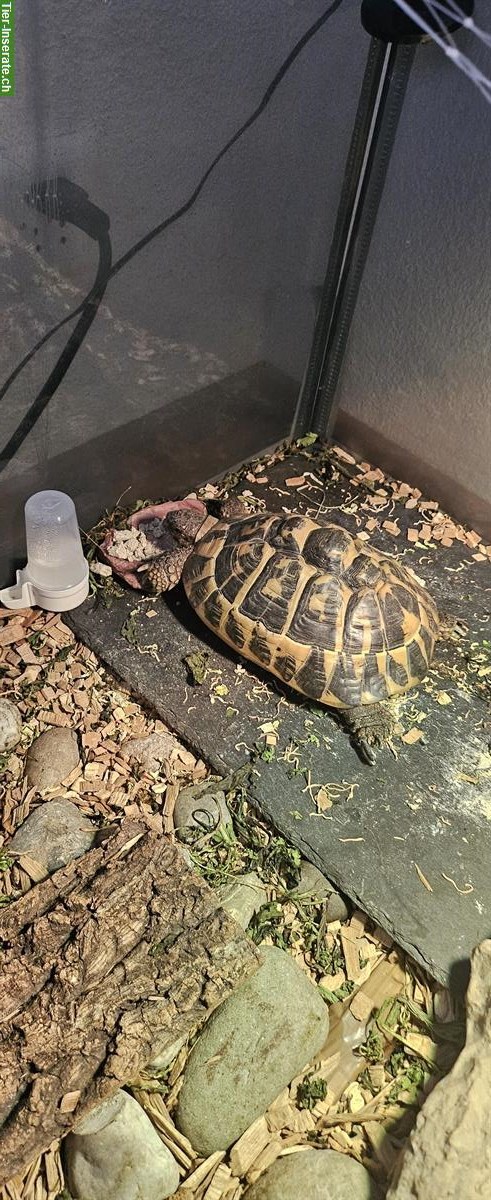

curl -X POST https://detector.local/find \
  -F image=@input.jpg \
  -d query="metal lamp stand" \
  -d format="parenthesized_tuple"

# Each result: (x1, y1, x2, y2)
(293, 0, 474, 438)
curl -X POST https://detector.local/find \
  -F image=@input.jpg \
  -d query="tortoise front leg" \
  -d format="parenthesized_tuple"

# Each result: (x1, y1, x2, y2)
(139, 545, 191, 594)
(342, 702, 396, 765)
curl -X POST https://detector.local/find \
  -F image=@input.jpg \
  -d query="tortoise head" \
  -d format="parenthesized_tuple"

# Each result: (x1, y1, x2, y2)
(167, 495, 250, 548)
(207, 496, 251, 521)
(166, 508, 207, 546)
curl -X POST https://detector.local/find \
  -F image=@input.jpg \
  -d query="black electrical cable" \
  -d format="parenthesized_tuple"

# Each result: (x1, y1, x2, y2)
(0, 296, 89, 407)
(0, 0, 345, 463)
(0, 231, 111, 472)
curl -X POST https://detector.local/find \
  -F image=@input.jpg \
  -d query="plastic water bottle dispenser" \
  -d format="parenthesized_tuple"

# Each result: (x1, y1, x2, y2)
(0, 491, 89, 612)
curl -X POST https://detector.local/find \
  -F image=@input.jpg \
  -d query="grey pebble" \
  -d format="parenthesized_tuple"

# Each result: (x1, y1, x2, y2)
(219, 871, 268, 929)
(8, 799, 96, 872)
(64, 1090, 179, 1200)
(243, 1149, 380, 1200)
(176, 945, 329, 1155)
(0, 699, 22, 755)
(121, 731, 178, 773)
(25, 727, 80, 791)
(174, 782, 232, 843)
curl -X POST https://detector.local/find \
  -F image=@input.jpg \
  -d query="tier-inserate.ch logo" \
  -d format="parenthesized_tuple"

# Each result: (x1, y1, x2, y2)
(1, 1, 14, 96)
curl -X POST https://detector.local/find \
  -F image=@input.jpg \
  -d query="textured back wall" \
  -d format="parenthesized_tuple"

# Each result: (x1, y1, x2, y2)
(0, 0, 489, 583)
(335, 0, 491, 534)
(0, 0, 362, 581)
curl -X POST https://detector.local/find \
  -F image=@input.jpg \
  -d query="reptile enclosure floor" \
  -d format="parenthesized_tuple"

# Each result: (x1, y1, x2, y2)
(67, 445, 491, 989)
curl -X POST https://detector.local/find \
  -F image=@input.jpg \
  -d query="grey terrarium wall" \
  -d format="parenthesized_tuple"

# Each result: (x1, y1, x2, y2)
(0, 0, 364, 581)
(1, 0, 490, 585)
(335, 0, 491, 537)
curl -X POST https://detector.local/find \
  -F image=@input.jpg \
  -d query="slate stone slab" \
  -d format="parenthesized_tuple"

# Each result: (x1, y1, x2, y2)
(67, 450, 491, 989)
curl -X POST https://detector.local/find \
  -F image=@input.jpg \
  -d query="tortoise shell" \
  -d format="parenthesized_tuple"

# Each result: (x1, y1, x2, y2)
(182, 513, 440, 709)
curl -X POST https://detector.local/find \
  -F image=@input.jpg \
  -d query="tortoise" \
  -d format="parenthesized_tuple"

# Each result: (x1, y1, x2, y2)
(142, 498, 441, 760)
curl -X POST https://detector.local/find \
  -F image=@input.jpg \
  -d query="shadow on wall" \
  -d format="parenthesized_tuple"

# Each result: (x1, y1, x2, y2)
(0, 362, 298, 587)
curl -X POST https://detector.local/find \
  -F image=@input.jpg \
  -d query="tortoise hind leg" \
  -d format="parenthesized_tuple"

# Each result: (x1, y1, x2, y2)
(342, 702, 396, 766)
(437, 610, 467, 641)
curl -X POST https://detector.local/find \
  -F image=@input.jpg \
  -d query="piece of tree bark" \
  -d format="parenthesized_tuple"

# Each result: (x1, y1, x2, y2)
(0, 822, 259, 1186)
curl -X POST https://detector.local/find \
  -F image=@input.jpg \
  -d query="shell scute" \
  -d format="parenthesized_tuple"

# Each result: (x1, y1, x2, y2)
(303, 526, 353, 573)
(342, 591, 386, 655)
(238, 555, 304, 633)
(287, 575, 346, 651)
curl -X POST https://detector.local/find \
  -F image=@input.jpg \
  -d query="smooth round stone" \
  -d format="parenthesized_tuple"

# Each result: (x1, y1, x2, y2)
(8, 799, 95, 872)
(0, 699, 22, 754)
(64, 1091, 180, 1200)
(25, 727, 80, 790)
(176, 945, 329, 1155)
(243, 1149, 380, 1200)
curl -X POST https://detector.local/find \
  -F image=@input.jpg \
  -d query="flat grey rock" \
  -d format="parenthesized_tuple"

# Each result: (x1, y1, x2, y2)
(64, 1090, 180, 1200)
(295, 861, 350, 921)
(0, 698, 22, 754)
(25, 727, 80, 790)
(174, 781, 232, 842)
(120, 732, 177, 773)
(243, 1149, 380, 1200)
(176, 944, 329, 1155)
(9, 799, 96, 872)
(220, 871, 268, 929)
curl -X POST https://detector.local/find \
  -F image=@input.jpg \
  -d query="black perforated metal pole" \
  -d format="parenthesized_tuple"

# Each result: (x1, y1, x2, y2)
(293, 0, 474, 439)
